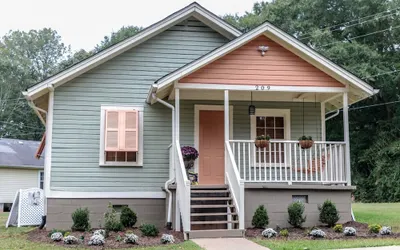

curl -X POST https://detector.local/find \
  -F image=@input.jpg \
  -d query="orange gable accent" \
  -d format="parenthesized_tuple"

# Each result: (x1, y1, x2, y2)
(35, 134, 46, 159)
(180, 35, 345, 87)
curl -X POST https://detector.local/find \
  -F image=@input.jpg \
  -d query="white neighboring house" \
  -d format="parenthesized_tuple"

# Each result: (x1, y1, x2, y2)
(0, 139, 44, 212)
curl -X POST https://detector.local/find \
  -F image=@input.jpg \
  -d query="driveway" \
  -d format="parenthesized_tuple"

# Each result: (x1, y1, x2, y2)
(192, 238, 269, 250)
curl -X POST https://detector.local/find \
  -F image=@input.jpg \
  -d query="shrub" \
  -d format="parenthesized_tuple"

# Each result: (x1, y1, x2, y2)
(124, 233, 139, 244)
(120, 206, 137, 228)
(161, 234, 175, 244)
(333, 224, 343, 233)
(88, 234, 105, 246)
(71, 207, 91, 231)
(64, 232, 70, 237)
(318, 200, 340, 227)
(252, 205, 269, 228)
(368, 224, 382, 234)
(63, 235, 79, 244)
(380, 226, 392, 235)
(287, 202, 306, 228)
(48, 228, 68, 237)
(51, 232, 63, 241)
(261, 228, 277, 238)
(104, 203, 124, 232)
(140, 224, 159, 237)
(343, 227, 356, 236)
(309, 229, 326, 238)
(279, 229, 289, 237)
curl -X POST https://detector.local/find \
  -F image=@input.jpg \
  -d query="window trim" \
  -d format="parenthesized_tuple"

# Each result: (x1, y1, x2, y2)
(250, 109, 291, 168)
(250, 109, 291, 140)
(99, 105, 144, 167)
(38, 170, 44, 189)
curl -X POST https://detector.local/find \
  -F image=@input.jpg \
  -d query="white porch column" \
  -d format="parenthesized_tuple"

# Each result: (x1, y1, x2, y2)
(343, 92, 351, 185)
(224, 90, 229, 143)
(321, 102, 326, 141)
(175, 88, 180, 142)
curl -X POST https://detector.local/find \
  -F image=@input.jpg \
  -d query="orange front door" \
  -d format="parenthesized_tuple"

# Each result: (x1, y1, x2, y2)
(199, 110, 225, 185)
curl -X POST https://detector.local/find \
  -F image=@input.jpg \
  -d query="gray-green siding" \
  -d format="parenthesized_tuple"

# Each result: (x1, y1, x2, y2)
(51, 17, 229, 192)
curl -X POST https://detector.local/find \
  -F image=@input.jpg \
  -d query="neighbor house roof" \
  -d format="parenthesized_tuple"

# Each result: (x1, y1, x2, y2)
(149, 21, 379, 108)
(0, 138, 44, 169)
(22, 2, 241, 101)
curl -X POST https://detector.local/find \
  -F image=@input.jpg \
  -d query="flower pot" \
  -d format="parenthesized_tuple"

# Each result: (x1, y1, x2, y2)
(255, 139, 269, 148)
(299, 140, 314, 149)
(183, 158, 195, 170)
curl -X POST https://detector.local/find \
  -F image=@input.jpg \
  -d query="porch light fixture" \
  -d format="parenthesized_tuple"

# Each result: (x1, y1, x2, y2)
(249, 92, 256, 116)
(258, 45, 269, 56)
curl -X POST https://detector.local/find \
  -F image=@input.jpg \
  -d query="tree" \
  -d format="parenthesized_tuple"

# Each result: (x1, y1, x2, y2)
(0, 28, 71, 140)
(95, 26, 142, 52)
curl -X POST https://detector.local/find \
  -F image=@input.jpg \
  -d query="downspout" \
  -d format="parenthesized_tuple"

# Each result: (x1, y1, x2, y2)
(152, 93, 175, 230)
(325, 110, 340, 121)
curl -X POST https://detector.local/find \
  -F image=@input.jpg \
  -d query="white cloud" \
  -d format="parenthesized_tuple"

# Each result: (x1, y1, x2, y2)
(1, 0, 256, 51)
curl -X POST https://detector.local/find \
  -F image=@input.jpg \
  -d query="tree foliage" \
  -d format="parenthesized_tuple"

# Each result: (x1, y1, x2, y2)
(224, 0, 400, 202)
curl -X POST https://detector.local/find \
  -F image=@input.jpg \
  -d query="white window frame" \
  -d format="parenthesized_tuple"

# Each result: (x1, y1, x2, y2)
(250, 108, 291, 167)
(99, 105, 144, 167)
(38, 170, 44, 189)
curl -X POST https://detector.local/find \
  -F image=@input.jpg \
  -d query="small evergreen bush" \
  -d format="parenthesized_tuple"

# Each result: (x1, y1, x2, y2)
(279, 229, 289, 237)
(251, 205, 269, 228)
(368, 224, 382, 233)
(140, 224, 159, 237)
(104, 203, 124, 232)
(71, 207, 91, 231)
(120, 206, 137, 228)
(318, 200, 340, 227)
(287, 202, 306, 228)
(333, 224, 343, 233)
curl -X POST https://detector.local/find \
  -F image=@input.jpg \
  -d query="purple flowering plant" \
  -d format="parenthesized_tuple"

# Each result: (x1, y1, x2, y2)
(181, 146, 199, 160)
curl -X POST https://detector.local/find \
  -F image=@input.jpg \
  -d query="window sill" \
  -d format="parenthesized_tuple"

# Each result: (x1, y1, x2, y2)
(99, 162, 143, 167)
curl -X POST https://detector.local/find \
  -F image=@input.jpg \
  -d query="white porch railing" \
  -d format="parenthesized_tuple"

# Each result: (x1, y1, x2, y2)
(225, 141, 245, 230)
(229, 140, 347, 184)
(175, 140, 191, 233)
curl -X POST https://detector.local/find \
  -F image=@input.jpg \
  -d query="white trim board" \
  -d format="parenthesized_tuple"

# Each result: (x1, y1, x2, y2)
(46, 191, 166, 199)
(250, 109, 291, 141)
(23, 2, 241, 101)
(194, 105, 233, 177)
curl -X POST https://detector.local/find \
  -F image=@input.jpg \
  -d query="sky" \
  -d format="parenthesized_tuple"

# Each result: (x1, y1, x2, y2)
(0, 0, 257, 52)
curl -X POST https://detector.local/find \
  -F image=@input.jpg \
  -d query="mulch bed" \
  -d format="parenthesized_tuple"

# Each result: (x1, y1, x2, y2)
(246, 221, 400, 240)
(28, 228, 184, 249)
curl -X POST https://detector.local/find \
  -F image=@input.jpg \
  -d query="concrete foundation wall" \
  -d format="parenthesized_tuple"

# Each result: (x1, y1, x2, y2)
(47, 198, 166, 230)
(244, 187, 352, 228)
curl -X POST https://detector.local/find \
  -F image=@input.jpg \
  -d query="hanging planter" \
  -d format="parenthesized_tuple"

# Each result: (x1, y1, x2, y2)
(298, 135, 314, 149)
(255, 134, 271, 148)
(181, 146, 199, 170)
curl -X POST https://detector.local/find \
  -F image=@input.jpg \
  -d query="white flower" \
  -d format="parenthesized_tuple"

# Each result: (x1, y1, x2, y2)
(124, 233, 139, 244)
(88, 234, 105, 246)
(93, 229, 106, 237)
(50, 232, 63, 241)
(261, 228, 277, 238)
(310, 229, 326, 238)
(63, 235, 79, 244)
(380, 226, 392, 235)
(161, 234, 175, 244)
(343, 227, 356, 236)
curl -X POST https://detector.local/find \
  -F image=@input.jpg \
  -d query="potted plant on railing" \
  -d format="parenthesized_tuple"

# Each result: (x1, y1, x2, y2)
(255, 134, 270, 148)
(298, 135, 314, 149)
(181, 146, 199, 178)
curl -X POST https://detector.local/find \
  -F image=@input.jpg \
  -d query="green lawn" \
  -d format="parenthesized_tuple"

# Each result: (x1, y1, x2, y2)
(0, 213, 201, 250)
(352, 203, 400, 232)
(253, 203, 400, 250)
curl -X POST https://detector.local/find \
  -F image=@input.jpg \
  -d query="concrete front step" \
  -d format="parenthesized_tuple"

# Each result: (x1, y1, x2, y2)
(191, 184, 228, 190)
(188, 229, 245, 239)
(191, 189, 230, 193)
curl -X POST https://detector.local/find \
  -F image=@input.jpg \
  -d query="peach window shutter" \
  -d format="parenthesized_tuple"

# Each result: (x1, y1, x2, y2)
(105, 110, 120, 151)
(120, 110, 139, 151)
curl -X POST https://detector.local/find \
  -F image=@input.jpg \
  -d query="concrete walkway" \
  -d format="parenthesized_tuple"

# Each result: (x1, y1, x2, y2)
(192, 238, 269, 250)
(339, 247, 400, 250)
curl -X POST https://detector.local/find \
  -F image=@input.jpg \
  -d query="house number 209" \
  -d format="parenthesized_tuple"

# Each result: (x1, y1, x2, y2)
(255, 85, 271, 90)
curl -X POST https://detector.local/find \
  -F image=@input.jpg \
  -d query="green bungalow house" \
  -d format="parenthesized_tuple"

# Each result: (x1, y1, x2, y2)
(23, 2, 378, 239)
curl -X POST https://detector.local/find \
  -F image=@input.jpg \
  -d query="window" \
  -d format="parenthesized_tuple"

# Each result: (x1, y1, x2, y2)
(292, 195, 308, 203)
(38, 171, 44, 189)
(251, 109, 290, 164)
(99, 106, 143, 166)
